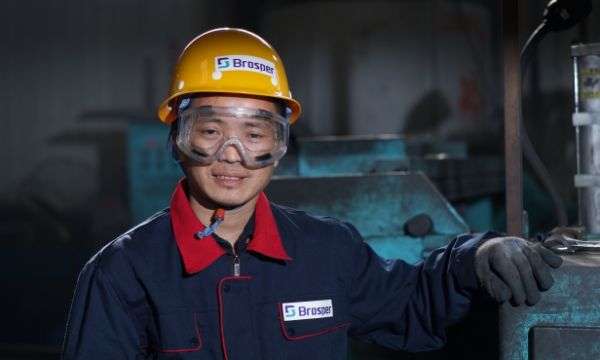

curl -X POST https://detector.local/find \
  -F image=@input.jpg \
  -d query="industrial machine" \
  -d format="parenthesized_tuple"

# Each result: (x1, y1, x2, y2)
(266, 135, 473, 264)
(497, 253, 600, 360)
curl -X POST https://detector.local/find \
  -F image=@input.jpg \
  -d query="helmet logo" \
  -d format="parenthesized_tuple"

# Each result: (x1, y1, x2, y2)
(212, 55, 279, 86)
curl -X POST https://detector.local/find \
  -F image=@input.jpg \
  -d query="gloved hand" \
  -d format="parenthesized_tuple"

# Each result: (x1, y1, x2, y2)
(475, 237, 563, 305)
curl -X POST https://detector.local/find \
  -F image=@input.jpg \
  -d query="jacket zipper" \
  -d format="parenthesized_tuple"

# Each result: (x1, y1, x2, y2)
(233, 254, 240, 277)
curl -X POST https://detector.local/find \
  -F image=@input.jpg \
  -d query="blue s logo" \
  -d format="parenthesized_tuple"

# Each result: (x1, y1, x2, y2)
(217, 57, 230, 69)
(284, 305, 296, 318)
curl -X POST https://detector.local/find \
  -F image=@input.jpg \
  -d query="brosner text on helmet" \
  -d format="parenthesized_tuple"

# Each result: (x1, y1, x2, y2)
(157, 28, 301, 125)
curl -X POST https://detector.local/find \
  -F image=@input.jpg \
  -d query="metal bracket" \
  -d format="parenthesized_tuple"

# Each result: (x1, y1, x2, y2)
(572, 112, 600, 126)
(575, 174, 600, 188)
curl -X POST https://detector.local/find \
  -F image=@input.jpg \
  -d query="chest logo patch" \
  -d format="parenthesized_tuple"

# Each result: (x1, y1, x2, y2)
(282, 299, 333, 321)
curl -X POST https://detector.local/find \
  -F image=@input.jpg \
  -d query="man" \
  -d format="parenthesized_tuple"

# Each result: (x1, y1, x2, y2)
(62, 28, 562, 359)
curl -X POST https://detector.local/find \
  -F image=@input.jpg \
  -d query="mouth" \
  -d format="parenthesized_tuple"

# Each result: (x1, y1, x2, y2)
(214, 175, 243, 180)
(212, 172, 248, 186)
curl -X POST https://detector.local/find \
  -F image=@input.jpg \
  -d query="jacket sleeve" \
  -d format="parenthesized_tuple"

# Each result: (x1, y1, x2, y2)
(346, 224, 495, 352)
(62, 260, 144, 359)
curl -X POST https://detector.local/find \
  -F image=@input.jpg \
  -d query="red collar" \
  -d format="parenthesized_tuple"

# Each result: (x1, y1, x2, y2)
(170, 179, 291, 274)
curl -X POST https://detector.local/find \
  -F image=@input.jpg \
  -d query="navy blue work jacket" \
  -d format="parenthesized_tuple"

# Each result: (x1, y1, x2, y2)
(63, 179, 487, 359)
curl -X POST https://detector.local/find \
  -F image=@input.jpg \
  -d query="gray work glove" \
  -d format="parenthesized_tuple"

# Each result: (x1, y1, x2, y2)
(475, 237, 563, 305)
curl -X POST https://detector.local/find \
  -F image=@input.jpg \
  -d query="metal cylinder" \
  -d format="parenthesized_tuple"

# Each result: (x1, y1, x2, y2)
(572, 43, 600, 235)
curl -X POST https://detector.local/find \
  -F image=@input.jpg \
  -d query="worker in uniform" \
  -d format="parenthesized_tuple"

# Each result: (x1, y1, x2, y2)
(62, 28, 562, 359)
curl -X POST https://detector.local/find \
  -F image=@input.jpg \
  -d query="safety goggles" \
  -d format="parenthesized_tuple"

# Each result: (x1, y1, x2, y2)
(176, 106, 289, 169)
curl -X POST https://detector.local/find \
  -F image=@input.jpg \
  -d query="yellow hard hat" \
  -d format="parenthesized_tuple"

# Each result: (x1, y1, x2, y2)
(158, 28, 301, 125)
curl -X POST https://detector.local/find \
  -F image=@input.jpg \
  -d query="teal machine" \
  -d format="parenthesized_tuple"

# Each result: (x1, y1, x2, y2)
(265, 135, 502, 265)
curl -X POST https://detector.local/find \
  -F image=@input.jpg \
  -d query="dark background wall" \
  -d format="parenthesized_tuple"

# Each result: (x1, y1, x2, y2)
(0, 0, 598, 356)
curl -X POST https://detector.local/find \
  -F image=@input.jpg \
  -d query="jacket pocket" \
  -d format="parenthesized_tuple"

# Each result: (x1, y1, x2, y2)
(145, 309, 202, 354)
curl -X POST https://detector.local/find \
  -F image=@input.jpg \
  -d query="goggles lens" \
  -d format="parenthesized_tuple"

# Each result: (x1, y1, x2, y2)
(176, 106, 289, 168)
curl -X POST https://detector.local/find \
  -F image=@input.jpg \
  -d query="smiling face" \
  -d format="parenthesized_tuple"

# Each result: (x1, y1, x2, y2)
(175, 94, 281, 211)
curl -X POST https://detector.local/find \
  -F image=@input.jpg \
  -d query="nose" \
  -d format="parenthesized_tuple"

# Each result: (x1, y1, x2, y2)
(217, 141, 244, 164)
